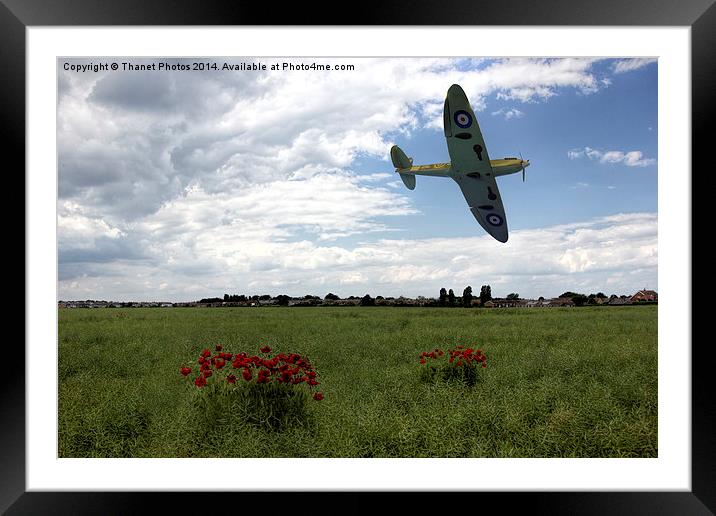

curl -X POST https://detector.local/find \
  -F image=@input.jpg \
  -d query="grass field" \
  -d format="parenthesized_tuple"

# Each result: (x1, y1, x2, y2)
(58, 305, 657, 458)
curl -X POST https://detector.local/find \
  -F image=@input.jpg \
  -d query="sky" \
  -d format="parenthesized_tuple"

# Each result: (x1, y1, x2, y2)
(57, 57, 658, 301)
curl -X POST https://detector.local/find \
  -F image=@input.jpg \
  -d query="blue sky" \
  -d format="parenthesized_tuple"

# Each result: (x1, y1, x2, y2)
(57, 57, 657, 301)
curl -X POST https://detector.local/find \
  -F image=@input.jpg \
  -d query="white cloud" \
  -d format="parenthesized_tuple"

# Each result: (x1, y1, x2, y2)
(491, 107, 525, 120)
(568, 147, 656, 167)
(612, 58, 657, 74)
(570, 182, 591, 189)
(59, 212, 657, 301)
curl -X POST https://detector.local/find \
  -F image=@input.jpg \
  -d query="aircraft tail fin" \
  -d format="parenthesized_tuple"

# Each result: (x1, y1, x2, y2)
(390, 145, 412, 169)
(391, 145, 416, 190)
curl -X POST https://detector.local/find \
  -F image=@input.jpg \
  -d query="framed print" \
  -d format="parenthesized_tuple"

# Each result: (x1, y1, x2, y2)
(8, 0, 712, 513)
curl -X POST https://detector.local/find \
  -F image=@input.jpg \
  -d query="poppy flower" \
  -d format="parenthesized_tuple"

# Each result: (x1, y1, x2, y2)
(201, 348, 211, 358)
(227, 374, 236, 384)
(420, 358, 426, 365)
(215, 344, 223, 351)
(195, 375, 206, 388)
(313, 392, 324, 401)
(180, 367, 191, 376)
(215, 358, 226, 369)
(242, 368, 252, 382)
(260, 345, 272, 354)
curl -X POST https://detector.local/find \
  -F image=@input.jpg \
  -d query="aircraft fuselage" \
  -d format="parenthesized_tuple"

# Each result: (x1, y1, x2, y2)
(397, 157, 529, 178)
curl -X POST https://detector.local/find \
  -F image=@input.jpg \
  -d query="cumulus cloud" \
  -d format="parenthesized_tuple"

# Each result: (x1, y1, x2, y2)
(612, 58, 657, 74)
(59, 211, 657, 301)
(568, 147, 656, 167)
(491, 107, 525, 120)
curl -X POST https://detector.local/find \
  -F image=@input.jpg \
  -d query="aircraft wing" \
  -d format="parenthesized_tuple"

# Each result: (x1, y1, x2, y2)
(452, 173, 509, 243)
(443, 84, 493, 176)
(442, 84, 508, 242)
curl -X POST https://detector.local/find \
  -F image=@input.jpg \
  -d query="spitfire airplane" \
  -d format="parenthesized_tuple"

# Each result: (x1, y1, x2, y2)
(391, 84, 530, 243)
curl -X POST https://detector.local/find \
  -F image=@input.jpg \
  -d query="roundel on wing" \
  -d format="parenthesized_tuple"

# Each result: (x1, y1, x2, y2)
(454, 110, 472, 129)
(486, 213, 503, 226)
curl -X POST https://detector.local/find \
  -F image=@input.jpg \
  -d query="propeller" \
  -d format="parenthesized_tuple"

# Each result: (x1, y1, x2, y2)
(520, 152, 526, 182)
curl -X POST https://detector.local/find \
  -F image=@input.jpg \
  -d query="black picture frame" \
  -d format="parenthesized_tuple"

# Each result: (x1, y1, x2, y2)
(8, 0, 710, 513)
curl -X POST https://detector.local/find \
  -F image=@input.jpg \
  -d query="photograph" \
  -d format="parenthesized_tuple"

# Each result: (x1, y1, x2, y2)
(57, 56, 658, 459)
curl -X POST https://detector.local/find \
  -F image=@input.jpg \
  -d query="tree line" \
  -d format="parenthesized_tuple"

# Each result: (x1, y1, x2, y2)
(200, 289, 630, 308)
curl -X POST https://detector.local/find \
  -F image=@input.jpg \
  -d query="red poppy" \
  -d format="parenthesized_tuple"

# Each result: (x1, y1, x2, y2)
(215, 344, 223, 351)
(260, 345, 272, 354)
(242, 368, 252, 381)
(180, 367, 191, 376)
(227, 374, 236, 384)
(307, 378, 319, 386)
(313, 392, 324, 401)
(201, 348, 211, 358)
(215, 358, 226, 369)
(195, 375, 206, 388)
(420, 358, 426, 365)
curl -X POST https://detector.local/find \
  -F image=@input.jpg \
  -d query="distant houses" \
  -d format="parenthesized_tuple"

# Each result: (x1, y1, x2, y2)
(631, 289, 658, 303)
(58, 290, 657, 309)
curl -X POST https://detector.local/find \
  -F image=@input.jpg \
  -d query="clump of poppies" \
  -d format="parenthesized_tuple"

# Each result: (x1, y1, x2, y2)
(180, 344, 323, 431)
(418, 345, 487, 386)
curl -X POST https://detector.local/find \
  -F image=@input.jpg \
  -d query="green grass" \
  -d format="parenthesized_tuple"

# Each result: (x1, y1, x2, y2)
(58, 306, 657, 458)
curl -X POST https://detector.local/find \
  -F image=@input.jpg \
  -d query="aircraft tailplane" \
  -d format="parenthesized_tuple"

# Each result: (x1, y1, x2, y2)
(399, 172, 416, 190)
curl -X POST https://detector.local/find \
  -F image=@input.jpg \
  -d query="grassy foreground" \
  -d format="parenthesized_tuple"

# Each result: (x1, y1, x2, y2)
(58, 306, 657, 458)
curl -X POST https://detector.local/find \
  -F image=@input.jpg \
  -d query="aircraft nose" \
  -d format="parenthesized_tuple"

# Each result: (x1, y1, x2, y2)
(523, 159, 530, 168)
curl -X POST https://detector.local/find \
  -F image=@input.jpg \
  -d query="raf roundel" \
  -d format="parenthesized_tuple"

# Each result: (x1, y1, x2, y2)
(486, 213, 503, 227)
(454, 110, 472, 129)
